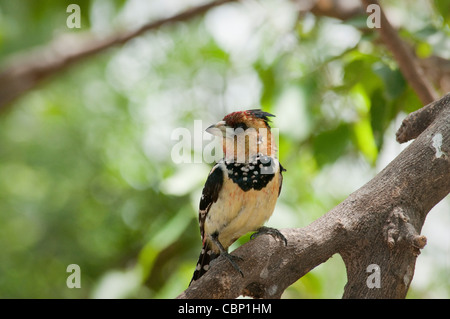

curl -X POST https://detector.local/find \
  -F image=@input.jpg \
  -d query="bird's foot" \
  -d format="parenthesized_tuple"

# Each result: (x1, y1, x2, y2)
(251, 226, 287, 246)
(221, 252, 244, 277)
(210, 232, 244, 277)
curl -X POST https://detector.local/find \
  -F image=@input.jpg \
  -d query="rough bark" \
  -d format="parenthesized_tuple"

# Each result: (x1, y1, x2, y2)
(177, 93, 450, 299)
(396, 93, 450, 143)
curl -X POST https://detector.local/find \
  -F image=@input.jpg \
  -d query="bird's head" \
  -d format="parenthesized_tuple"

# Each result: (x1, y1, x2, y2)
(206, 109, 277, 162)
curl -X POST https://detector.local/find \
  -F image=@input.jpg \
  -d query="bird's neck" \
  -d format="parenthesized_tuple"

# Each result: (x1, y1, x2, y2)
(223, 128, 276, 162)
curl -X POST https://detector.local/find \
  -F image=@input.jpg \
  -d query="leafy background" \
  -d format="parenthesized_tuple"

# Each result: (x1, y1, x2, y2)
(0, 0, 448, 298)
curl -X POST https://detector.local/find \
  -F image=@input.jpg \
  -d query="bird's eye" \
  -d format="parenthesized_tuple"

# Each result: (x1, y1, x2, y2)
(234, 123, 248, 131)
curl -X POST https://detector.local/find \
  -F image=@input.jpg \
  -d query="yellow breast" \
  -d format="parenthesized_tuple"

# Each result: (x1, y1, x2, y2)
(204, 161, 281, 252)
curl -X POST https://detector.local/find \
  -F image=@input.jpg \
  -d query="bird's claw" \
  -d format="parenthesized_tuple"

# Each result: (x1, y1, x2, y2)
(221, 252, 244, 277)
(251, 226, 287, 246)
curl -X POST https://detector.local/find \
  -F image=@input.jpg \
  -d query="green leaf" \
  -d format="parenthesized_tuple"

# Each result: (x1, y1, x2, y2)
(342, 53, 383, 94)
(255, 62, 277, 107)
(312, 123, 351, 167)
(344, 14, 372, 29)
(372, 63, 406, 100)
(434, 0, 450, 25)
(415, 41, 433, 58)
(369, 88, 389, 150)
(353, 117, 378, 165)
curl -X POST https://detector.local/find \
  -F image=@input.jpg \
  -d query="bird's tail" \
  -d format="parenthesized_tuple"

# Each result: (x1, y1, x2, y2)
(189, 241, 218, 286)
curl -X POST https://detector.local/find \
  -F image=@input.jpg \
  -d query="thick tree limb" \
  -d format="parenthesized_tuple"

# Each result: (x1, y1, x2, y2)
(177, 92, 450, 299)
(361, 0, 439, 105)
(0, 0, 238, 111)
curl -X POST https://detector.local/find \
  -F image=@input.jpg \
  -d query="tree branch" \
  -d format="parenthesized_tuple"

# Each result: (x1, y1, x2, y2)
(396, 92, 450, 143)
(309, 0, 364, 21)
(361, 0, 439, 105)
(0, 0, 238, 111)
(177, 93, 450, 299)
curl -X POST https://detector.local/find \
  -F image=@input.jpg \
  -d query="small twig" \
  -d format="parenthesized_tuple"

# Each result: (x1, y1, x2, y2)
(361, 0, 438, 105)
(396, 92, 450, 143)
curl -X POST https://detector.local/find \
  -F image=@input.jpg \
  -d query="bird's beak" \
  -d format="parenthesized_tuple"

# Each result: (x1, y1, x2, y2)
(206, 120, 227, 137)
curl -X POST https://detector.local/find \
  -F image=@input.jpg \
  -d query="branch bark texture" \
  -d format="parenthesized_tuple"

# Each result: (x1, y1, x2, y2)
(178, 93, 450, 299)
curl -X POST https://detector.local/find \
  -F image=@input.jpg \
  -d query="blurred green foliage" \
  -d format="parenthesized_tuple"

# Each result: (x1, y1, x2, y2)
(0, 0, 448, 298)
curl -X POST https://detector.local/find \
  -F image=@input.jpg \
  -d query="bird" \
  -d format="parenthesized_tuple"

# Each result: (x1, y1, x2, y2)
(189, 109, 286, 286)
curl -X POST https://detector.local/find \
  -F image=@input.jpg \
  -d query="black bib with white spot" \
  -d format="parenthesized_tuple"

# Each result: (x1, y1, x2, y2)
(225, 155, 277, 192)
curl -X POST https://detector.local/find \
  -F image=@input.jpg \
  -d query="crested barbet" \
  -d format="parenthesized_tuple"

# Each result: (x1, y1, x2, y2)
(189, 109, 286, 285)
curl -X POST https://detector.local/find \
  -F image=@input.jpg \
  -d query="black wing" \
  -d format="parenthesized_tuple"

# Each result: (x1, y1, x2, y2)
(198, 163, 224, 242)
(278, 162, 286, 196)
